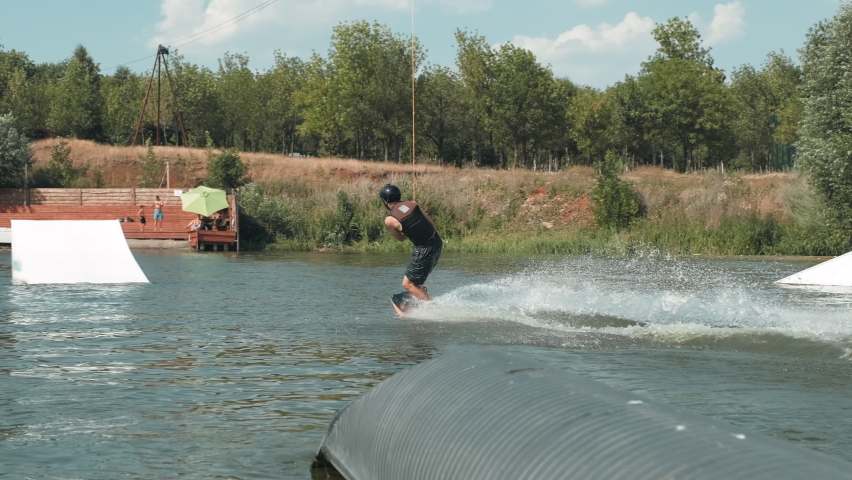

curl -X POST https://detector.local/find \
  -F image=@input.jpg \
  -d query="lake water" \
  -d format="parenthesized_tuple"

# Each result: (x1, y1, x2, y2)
(1, 250, 852, 479)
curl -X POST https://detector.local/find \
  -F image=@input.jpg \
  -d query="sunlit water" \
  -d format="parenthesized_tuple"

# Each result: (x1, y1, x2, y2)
(1, 250, 851, 479)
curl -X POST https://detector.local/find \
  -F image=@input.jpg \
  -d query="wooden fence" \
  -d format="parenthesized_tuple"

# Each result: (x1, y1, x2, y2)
(0, 188, 188, 206)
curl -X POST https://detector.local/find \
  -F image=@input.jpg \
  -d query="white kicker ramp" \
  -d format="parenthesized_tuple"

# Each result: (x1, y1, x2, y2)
(11, 220, 149, 284)
(775, 251, 852, 287)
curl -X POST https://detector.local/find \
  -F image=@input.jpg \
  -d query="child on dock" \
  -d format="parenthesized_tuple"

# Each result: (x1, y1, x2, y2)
(138, 206, 146, 231)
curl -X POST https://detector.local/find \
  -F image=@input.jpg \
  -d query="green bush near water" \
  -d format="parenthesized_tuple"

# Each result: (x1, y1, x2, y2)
(237, 172, 847, 256)
(238, 185, 388, 251)
(240, 189, 837, 255)
(592, 151, 641, 230)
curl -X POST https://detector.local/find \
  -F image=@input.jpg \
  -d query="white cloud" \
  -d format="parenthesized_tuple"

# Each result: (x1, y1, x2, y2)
(150, 0, 277, 49)
(510, 12, 655, 84)
(706, 1, 746, 44)
(509, 3, 747, 86)
(149, 0, 492, 51)
(513, 12, 654, 55)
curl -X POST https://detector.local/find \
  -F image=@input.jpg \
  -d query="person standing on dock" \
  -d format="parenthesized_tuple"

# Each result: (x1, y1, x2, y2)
(380, 184, 442, 301)
(152, 196, 164, 232)
(138, 206, 146, 232)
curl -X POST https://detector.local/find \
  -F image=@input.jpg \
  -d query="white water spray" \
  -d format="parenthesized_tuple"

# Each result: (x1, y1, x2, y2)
(411, 255, 852, 349)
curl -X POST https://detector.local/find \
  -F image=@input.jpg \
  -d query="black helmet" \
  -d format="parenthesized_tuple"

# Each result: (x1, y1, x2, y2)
(379, 184, 401, 203)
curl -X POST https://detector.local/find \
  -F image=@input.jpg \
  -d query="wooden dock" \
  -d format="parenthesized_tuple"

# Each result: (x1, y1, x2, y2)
(0, 188, 239, 250)
(189, 230, 238, 251)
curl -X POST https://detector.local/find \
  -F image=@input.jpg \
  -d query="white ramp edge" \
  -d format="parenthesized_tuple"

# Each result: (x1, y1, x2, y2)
(0, 227, 10, 244)
(11, 220, 149, 284)
(775, 251, 852, 287)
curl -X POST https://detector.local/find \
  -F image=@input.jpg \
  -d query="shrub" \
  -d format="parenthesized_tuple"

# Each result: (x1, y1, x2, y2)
(237, 184, 306, 246)
(206, 148, 249, 190)
(592, 151, 640, 230)
(32, 140, 89, 187)
(205, 134, 249, 190)
(92, 167, 105, 188)
(137, 140, 164, 188)
(315, 191, 359, 247)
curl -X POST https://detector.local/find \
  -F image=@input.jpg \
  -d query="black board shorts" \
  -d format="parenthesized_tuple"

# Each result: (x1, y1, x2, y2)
(140, 216, 146, 224)
(405, 234, 442, 286)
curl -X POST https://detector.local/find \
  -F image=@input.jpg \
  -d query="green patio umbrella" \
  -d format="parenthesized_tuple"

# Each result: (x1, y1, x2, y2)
(181, 186, 229, 216)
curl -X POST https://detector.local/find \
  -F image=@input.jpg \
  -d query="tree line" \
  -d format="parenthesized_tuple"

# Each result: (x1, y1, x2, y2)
(1, 16, 804, 173)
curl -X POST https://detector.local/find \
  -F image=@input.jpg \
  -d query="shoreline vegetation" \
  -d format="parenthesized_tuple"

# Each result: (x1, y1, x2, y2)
(26, 138, 845, 257)
(5, 4, 852, 255)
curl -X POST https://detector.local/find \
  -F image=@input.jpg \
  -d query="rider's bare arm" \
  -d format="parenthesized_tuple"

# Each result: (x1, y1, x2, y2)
(384, 216, 406, 242)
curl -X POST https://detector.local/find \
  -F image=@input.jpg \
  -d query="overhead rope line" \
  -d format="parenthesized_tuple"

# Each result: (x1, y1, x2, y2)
(166, 0, 279, 45)
(411, 0, 417, 202)
(103, 0, 281, 71)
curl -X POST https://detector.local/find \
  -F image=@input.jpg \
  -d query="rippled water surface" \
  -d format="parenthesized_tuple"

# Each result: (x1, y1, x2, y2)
(1, 250, 852, 479)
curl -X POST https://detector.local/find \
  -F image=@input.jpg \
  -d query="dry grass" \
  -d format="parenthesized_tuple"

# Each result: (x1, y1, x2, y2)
(30, 138, 808, 232)
(30, 138, 446, 189)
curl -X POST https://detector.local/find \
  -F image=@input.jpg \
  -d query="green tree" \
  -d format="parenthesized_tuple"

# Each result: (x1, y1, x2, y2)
(19, 61, 61, 137)
(567, 87, 615, 165)
(592, 151, 640, 230)
(2, 68, 35, 128)
(417, 66, 466, 166)
(0, 46, 50, 137)
(540, 77, 578, 171)
(489, 44, 558, 169)
(609, 76, 651, 166)
(798, 2, 852, 242)
(266, 51, 305, 155)
(101, 66, 145, 145)
(638, 18, 731, 172)
(297, 53, 345, 156)
(762, 51, 802, 169)
(169, 52, 221, 148)
(728, 52, 801, 172)
(48, 45, 103, 139)
(0, 44, 34, 104)
(730, 64, 772, 170)
(0, 114, 31, 187)
(454, 29, 495, 166)
(217, 52, 258, 150)
(298, 21, 421, 161)
(341, 21, 420, 161)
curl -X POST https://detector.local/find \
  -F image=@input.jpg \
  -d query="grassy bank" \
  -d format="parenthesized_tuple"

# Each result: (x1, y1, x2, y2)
(30, 139, 846, 256)
(236, 161, 841, 256)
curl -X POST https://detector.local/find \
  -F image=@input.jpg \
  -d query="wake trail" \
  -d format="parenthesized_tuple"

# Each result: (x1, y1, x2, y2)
(408, 255, 852, 350)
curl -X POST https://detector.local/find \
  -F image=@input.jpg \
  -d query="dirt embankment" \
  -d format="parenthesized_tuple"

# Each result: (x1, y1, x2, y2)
(29, 138, 445, 190)
(29, 138, 808, 233)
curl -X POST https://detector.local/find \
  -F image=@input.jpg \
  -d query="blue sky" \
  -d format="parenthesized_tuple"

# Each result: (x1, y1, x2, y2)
(0, 0, 842, 88)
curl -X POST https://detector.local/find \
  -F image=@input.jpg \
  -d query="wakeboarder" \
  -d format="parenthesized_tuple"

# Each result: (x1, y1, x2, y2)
(380, 184, 442, 313)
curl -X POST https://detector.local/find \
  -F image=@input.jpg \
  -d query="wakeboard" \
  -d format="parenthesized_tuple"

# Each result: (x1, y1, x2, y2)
(392, 291, 419, 316)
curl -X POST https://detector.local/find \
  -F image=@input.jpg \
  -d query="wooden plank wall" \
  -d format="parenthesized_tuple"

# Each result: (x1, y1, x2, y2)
(0, 188, 188, 206)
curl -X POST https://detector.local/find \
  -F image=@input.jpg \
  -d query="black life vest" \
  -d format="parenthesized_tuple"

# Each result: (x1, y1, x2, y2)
(389, 201, 436, 246)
